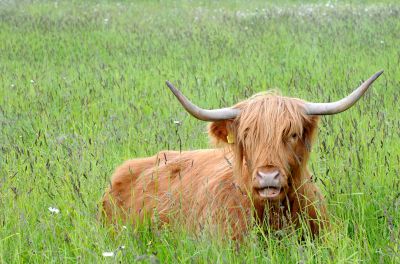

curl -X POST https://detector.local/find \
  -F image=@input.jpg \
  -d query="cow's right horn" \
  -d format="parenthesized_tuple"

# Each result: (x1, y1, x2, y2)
(166, 81, 240, 121)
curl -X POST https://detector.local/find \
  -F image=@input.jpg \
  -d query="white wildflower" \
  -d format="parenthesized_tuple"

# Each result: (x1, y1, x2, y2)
(102, 245, 125, 258)
(325, 1, 334, 8)
(48, 207, 60, 214)
(102, 252, 114, 257)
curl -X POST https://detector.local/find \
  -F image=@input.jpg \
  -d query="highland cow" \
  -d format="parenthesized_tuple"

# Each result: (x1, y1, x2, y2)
(102, 71, 383, 238)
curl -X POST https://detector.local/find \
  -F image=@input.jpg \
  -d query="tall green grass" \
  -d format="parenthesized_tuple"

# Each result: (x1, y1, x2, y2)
(0, 1, 399, 263)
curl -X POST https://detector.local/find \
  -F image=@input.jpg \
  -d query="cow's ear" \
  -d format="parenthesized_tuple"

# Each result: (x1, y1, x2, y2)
(208, 120, 235, 146)
(303, 115, 320, 151)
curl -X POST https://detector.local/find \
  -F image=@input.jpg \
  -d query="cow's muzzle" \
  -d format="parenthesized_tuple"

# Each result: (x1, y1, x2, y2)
(254, 168, 283, 200)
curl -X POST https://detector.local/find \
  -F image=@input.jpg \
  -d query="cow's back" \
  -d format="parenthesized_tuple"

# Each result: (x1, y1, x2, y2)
(101, 148, 250, 236)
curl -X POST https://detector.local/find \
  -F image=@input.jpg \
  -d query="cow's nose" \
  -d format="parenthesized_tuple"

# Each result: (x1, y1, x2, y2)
(256, 169, 281, 188)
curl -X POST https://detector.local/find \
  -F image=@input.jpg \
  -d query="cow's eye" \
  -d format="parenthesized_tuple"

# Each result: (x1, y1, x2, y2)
(286, 133, 298, 144)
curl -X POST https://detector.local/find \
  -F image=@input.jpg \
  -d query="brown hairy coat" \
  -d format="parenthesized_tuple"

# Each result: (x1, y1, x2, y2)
(102, 92, 328, 238)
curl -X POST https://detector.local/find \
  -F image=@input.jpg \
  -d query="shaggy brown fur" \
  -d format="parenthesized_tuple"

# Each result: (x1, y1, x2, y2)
(102, 92, 328, 238)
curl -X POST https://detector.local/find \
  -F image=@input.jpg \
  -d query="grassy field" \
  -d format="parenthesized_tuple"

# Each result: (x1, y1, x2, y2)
(1, 0, 399, 263)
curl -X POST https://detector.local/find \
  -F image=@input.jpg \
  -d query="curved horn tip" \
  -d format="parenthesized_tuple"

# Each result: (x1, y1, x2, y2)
(371, 70, 384, 80)
(165, 81, 177, 92)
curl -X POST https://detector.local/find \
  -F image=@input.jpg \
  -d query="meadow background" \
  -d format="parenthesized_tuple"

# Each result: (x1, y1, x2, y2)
(0, 0, 399, 263)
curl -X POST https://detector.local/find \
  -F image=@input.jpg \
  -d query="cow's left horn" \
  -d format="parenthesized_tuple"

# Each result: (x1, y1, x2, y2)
(166, 81, 240, 121)
(305, 70, 383, 115)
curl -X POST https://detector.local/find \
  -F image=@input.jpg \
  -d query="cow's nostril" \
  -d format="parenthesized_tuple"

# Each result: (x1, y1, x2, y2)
(257, 170, 280, 180)
(255, 169, 282, 190)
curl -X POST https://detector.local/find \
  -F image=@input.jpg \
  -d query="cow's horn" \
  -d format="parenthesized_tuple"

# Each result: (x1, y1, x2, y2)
(305, 70, 383, 115)
(166, 81, 240, 121)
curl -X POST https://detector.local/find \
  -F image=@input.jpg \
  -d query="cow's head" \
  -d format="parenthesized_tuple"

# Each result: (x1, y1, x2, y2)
(166, 71, 382, 203)
(207, 93, 319, 203)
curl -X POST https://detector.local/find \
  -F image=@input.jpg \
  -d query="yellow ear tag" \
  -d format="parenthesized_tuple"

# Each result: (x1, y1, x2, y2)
(227, 132, 235, 144)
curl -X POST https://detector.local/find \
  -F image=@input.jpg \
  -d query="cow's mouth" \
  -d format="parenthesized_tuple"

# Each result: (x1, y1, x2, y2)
(256, 186, 282, 199)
